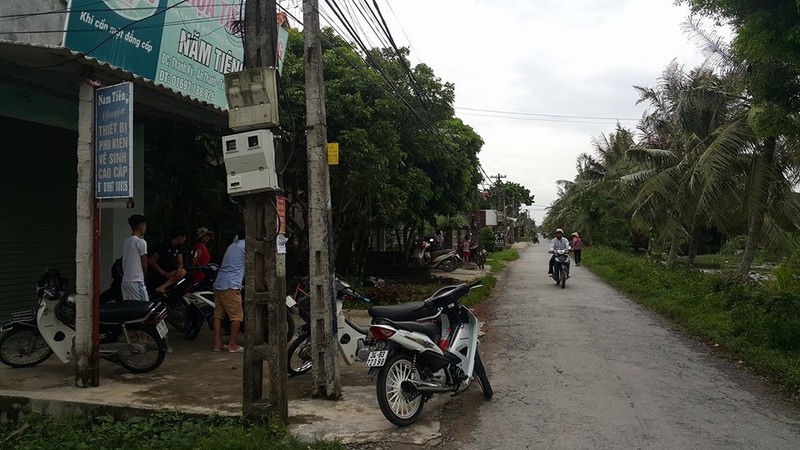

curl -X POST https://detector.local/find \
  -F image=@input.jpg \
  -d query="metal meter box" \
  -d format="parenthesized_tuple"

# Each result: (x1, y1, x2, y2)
(225, 67, 279, 131)
(221, 130, 279, 195)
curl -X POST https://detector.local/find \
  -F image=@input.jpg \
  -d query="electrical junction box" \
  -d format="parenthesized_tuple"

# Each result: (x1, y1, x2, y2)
(222, 130, 279, 195)
(225, 67, 279, 131)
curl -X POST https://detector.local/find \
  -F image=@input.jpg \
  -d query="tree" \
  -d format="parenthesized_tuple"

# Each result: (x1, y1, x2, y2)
(278, 28, 484, 275)
(680, 1, 800, 274)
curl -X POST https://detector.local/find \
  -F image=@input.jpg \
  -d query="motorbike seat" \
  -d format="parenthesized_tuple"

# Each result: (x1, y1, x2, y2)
(369, 302, 438, 321)
(374, 318, 440, 339)
(99, 300, 156, 323)
(428, 249, 452, 259)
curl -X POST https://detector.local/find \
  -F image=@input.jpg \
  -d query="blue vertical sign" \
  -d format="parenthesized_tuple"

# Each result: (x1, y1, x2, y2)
(95, 82, 133, 199)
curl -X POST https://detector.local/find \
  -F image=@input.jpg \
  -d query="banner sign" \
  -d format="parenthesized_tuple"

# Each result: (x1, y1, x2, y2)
(96, 82, 134, 199)
(64, 0, 244, 109)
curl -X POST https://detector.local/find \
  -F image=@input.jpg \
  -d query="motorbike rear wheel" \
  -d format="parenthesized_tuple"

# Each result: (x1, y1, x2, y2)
(287, 334, 312, 376)
(0, 328, 53, 368)
(377, 353, 425, 427)
(439, 257, 458, 273)
(116, 327, 166, 373)
(474, 347, 493, 399)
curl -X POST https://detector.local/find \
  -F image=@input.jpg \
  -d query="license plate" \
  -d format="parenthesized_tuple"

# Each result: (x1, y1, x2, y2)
(365, 350, 388, 367)
(156, 320, 169, 338)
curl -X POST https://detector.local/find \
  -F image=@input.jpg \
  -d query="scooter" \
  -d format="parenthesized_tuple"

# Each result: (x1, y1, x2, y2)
(468, 243, 487, 269)
(365, 281, 492, 427)
(551, 248, 570, 289)
(286, 277, 374, 376)
(409, 239, 460, 272)
(182, 278, 296, 342)
(0, 269, 170, 373)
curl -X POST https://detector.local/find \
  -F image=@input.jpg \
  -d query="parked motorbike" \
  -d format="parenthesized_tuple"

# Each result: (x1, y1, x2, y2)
(286, 277, 374, 376)
(100, 258, 210, 333)
(365, 281, 492, 427)
(551, 248, 570, 289)
(0, 269, 169, 373)
(182, 275, 295, 342)
(468, 243, 487, 269)
(409, 239, 460, 272)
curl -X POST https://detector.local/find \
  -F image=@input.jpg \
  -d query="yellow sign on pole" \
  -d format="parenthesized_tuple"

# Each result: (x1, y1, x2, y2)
(327, 142, 339, 165)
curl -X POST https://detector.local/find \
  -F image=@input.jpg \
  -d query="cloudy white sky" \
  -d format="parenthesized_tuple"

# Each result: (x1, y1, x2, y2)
(299, 0, 722, 224)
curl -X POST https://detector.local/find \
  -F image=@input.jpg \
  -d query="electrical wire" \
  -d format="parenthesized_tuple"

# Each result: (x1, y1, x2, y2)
(455, 106, 640, 122)
(31, 0, 191, 70)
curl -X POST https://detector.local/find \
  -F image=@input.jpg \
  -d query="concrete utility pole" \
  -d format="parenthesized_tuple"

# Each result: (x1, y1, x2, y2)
(304, 0, 341, 399)
(74, 81, 95, 388)
(241, 0, 288, 423)
(492, 173, 506, 247)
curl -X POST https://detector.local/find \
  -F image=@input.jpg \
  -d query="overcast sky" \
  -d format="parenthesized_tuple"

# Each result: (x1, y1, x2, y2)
(302, 0, 723, 225)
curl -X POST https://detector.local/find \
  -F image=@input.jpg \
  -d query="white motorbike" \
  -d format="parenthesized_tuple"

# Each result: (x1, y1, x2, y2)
(366, 281, 493, 427)
(409, 239, 460, 272)
(287, 278, 375, 375)
(0, 269, 170, 373)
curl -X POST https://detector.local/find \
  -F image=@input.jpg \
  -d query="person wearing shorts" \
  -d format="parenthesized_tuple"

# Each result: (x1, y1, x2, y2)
(212, 231, 246, 352)
(121, 215, 149, 302)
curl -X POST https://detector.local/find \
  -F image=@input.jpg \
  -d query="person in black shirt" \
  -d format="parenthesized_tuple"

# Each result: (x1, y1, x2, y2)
(147, 228, 188, 294)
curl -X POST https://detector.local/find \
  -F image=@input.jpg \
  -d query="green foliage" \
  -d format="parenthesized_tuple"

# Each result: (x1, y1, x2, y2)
(0, 412, 343, 450)
(584, 247, 800, 392)
(461, 275, 497, 308)
(487, 249, 519, 273)
(720, 235, 748, 255)
(479, 227, 496, 253)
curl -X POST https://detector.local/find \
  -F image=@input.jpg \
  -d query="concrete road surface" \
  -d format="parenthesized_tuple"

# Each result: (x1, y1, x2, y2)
(440, 243, 800, 449)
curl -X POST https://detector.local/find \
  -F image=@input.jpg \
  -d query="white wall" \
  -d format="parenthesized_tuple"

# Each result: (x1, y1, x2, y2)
(0, 0, 68, 46)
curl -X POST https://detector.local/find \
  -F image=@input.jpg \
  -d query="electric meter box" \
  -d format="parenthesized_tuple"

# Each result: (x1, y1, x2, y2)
(225, 67, 279, 131)
(221, 130, 279, 195)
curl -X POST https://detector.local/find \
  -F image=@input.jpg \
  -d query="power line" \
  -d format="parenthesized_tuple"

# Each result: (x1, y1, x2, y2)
(455, 106, 640, 122)
(31, 0, 191, 70)
(457, 111, 638, 125)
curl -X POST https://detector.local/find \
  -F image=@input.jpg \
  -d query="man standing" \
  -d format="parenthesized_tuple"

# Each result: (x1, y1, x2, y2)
(547, 228, 571, 276)
(121, 215, 149, 301)
(147, 228, 188, 294)
(213, 231, 246, 353)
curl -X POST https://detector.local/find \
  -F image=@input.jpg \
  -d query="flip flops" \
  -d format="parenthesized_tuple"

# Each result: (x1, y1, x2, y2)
(228, 346, 244, 353)
(212, 345, 230, 352)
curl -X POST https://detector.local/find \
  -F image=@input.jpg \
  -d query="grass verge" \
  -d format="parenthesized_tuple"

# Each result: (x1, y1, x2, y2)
(583, 246, 800, 395)
(0, 412, 344, 450)
(487, 249, 519, 273)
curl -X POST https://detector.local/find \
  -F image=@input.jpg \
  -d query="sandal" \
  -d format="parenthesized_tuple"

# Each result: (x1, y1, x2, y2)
(212, 347, 223, 352)
(228, 346, 245, 353)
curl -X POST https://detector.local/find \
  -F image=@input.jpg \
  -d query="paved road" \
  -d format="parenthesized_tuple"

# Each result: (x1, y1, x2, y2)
(440, 243, 800, 449)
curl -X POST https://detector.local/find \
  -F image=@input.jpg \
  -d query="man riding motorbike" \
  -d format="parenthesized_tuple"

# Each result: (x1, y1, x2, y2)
(547, 228, 571, 277)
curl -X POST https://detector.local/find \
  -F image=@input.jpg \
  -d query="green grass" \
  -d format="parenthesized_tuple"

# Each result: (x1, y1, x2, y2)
(674, 251, 771, 271)
(0, 412, 344, 450)
(583, 247, 800, 394)
(487, 249, 519, 273)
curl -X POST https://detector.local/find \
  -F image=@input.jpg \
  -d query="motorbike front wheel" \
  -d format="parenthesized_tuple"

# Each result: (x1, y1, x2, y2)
(474, 347, 493, 399)
(377, 353, 425, 427)
(0, 328, 53, 368)
(287, 334, 313, 376)
(560, 266, 567, 289)
(184, 305, 205, 341)
(115, 326, 166, 373)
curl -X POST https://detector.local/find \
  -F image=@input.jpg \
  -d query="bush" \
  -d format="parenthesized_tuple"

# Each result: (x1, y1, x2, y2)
(479, 227, 495, 253)
(720, 235, 747, 255)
